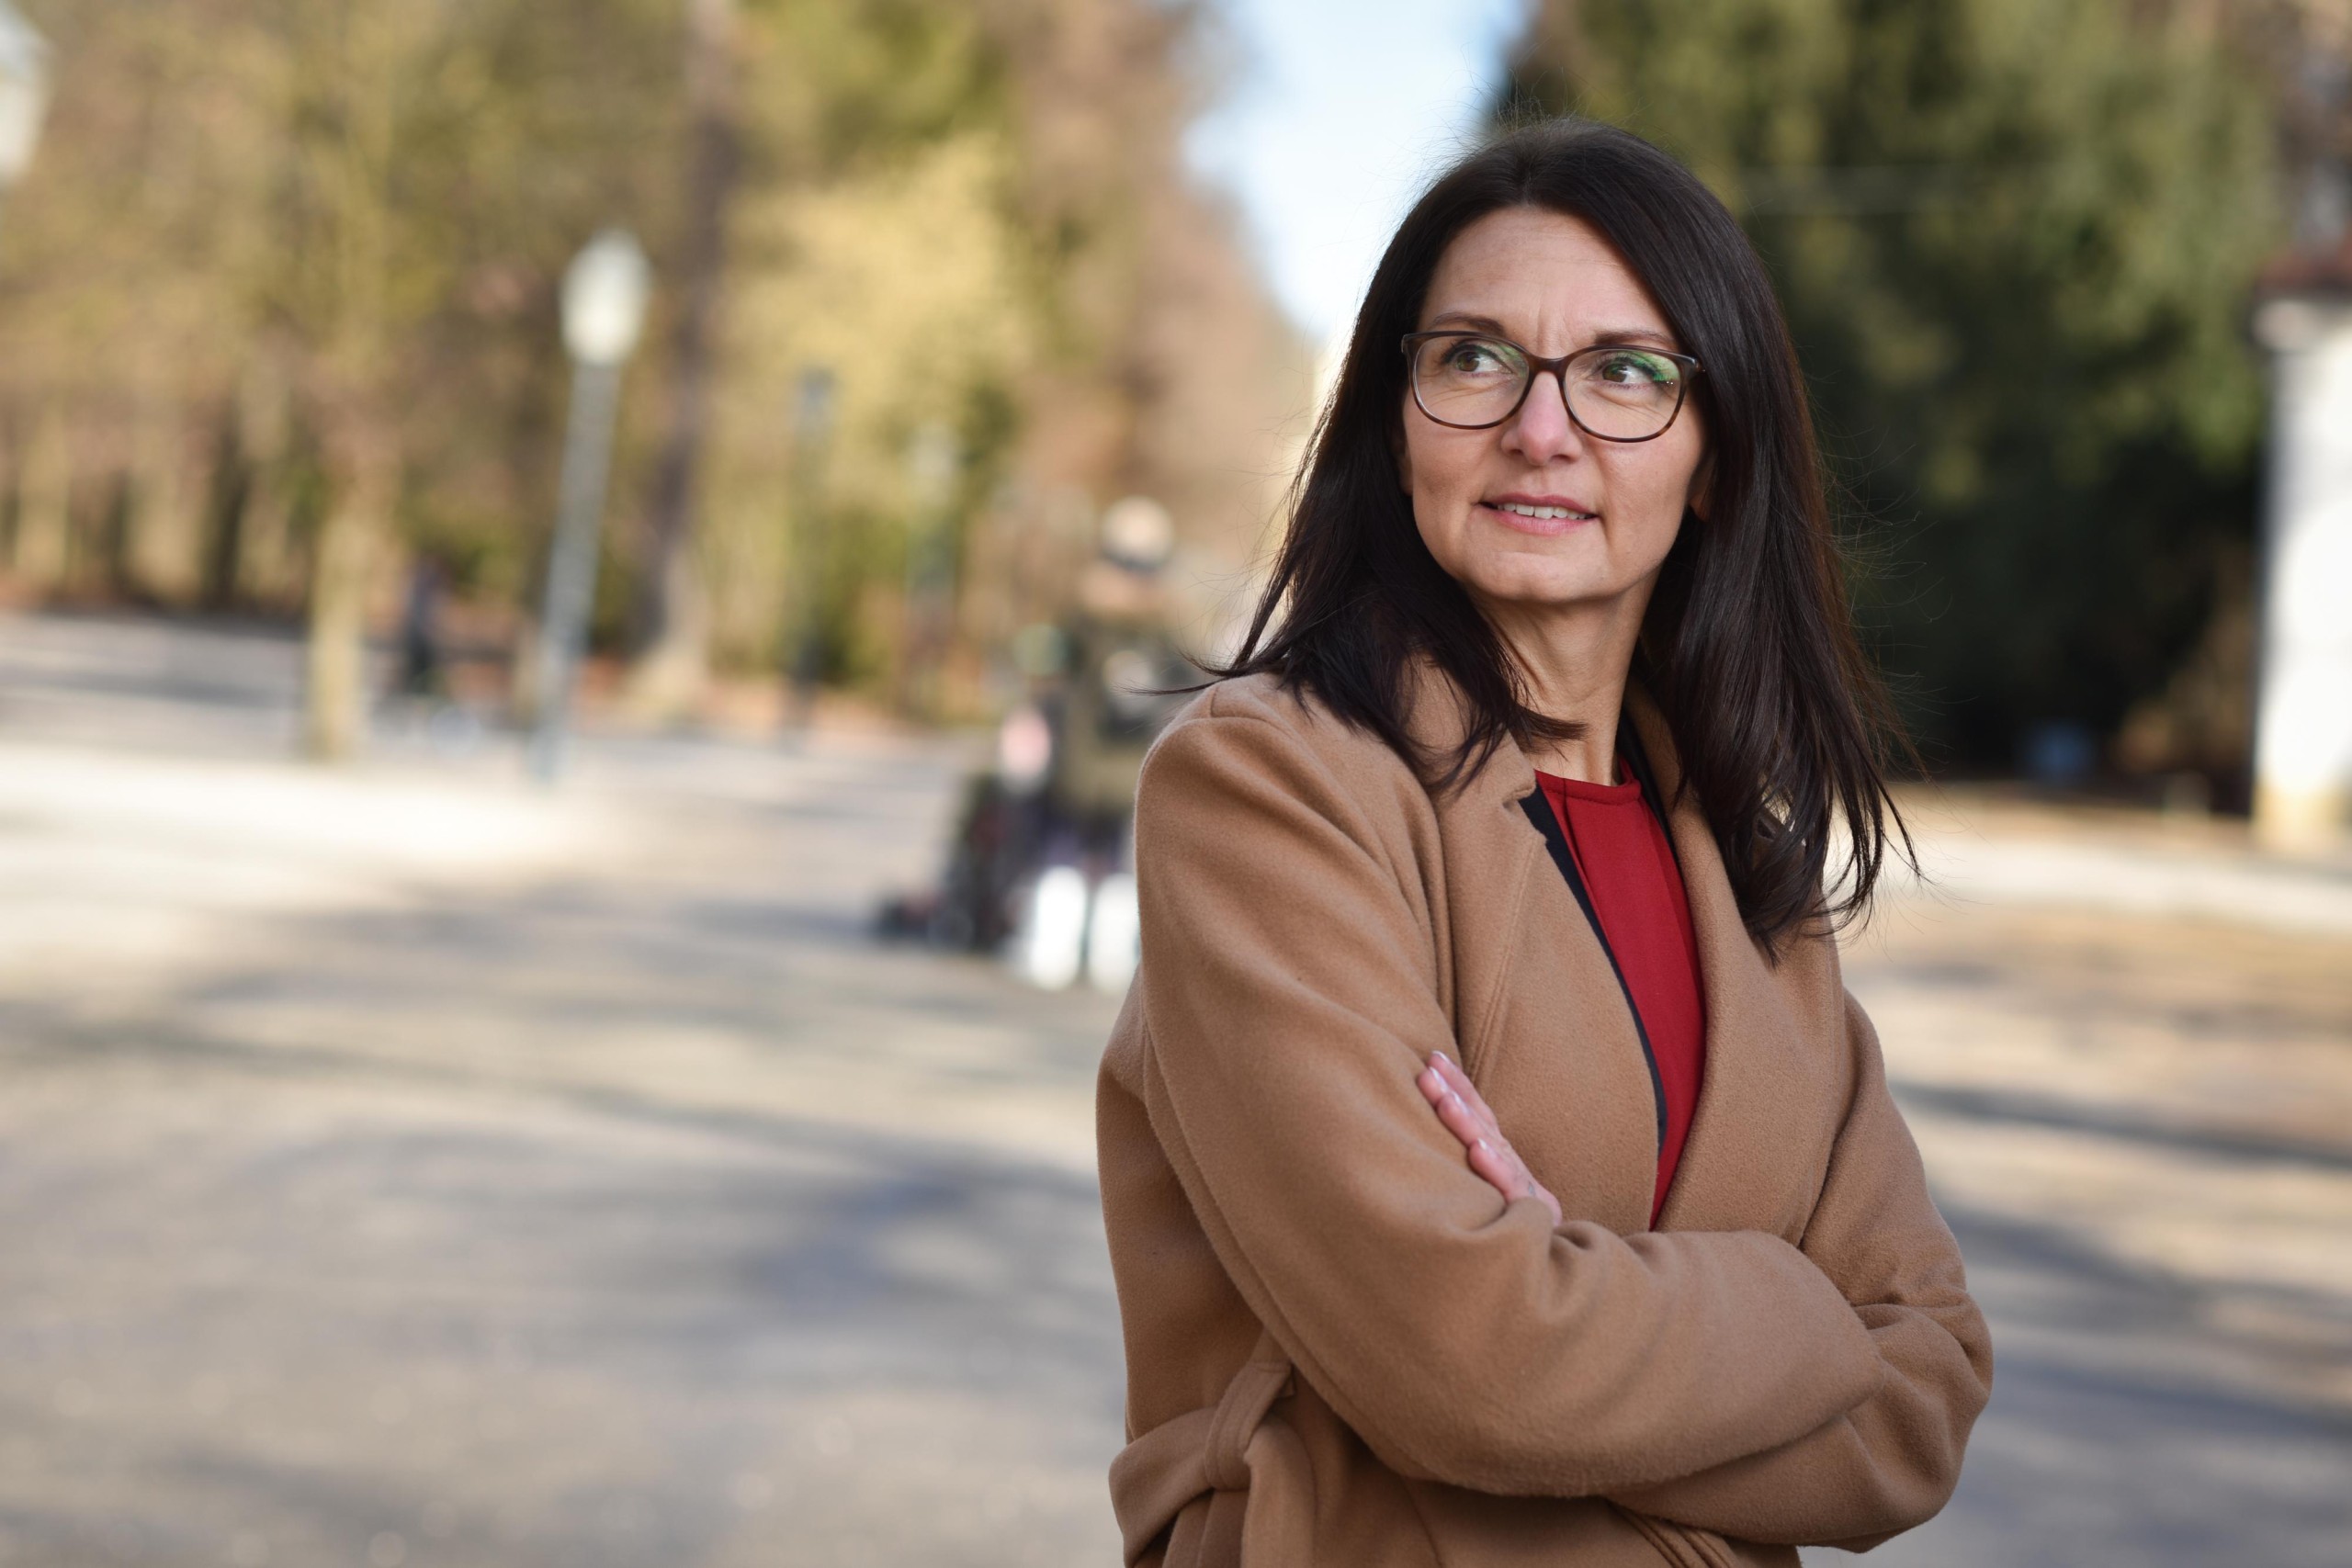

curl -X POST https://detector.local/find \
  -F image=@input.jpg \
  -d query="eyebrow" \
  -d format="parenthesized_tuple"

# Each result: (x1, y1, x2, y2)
(1423, 311, 1682, 352)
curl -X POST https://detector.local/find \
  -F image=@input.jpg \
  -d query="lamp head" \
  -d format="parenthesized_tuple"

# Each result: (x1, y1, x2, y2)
(0, 1, 51, 191)
(561, 229, 652, 367)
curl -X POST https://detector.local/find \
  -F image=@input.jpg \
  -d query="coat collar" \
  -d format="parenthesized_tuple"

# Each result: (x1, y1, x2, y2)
(1396, 649, 1676, 808)
(1396, 653, 1538, 810)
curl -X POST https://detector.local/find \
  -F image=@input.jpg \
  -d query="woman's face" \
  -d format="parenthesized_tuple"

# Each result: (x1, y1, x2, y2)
(1399, 207, 1708, 623)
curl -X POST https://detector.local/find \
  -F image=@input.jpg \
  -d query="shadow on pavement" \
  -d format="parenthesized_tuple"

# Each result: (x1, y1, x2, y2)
(1839, 1204, 2352, 1568)
(1894, 1079, 2352, 1174)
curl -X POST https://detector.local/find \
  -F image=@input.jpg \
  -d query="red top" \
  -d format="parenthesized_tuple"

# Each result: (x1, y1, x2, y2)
(1535, 770, 1707, 1225)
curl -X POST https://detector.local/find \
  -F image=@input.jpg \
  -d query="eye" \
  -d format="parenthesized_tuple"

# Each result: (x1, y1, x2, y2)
(1444, 340, 1512, 375)
(1594, 350, 1679, 387)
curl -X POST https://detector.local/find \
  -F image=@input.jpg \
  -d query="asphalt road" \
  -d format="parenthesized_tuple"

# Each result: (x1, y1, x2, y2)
(0, 611, 2345, 1568)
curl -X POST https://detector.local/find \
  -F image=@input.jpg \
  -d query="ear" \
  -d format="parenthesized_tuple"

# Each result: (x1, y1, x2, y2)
(1686, 447, 1715, 523)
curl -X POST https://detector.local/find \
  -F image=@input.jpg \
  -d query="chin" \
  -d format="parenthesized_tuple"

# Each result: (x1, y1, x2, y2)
(1468, 558, 1609, 610)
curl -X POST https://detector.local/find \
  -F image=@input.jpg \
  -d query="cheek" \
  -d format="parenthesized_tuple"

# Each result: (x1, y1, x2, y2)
(1402, 431, 1487, 567)
(1627, 437, 1707, 530)
(1401, 421, 1479, 505)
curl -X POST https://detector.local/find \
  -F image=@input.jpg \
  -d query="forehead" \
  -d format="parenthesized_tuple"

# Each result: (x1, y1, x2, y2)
(1419, 207, 1669, 344)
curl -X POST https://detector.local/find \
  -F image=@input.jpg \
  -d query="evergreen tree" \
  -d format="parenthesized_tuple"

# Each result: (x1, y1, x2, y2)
(1507, 0, 2281, 772)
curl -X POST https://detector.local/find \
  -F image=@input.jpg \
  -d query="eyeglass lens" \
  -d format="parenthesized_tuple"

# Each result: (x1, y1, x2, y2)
(1411, 336, 1686, 438)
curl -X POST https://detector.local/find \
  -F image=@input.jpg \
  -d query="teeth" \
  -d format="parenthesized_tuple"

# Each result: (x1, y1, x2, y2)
(1495, 502, 1592, 521)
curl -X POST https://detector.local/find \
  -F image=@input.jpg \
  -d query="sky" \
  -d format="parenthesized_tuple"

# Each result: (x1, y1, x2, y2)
(1183, 0, 1532, 348)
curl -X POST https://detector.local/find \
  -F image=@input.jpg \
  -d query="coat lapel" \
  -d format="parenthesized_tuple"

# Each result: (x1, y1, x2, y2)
(1627, 694, 1848, 1239)
(1404, 663, 1661, 1236)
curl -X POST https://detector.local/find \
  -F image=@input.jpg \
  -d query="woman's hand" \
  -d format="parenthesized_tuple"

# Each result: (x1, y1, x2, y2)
(1416, 1051, 1563, 1225)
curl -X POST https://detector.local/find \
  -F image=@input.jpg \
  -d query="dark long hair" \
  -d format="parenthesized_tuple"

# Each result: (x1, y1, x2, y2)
(1216, 118, 1910, 947)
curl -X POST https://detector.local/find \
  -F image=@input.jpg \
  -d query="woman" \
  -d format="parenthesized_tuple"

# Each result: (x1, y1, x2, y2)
(1095, 119, 1992, 1567)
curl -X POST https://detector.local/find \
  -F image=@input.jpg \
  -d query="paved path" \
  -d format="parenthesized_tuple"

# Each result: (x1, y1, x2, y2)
(0, 612, 2345, 1568)
(1843, 904, 2352, 1567)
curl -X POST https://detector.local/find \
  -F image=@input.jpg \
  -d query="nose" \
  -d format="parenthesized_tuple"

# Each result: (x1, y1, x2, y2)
(1502, 367, 1585, 465)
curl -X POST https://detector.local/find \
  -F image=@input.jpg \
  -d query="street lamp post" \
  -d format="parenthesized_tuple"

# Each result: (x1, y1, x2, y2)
(898, 421, 959, 716)
(0, 2, 53, 245)
(529, 229, 651, 784)
(783, 366, 836, 728)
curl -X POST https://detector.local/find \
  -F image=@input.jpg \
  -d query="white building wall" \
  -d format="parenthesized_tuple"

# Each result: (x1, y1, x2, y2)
(2253, 297, 2352, 851)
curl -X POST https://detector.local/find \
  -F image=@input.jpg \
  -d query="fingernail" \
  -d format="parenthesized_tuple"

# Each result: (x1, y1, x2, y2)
(1431, 1051, 1452, 1068)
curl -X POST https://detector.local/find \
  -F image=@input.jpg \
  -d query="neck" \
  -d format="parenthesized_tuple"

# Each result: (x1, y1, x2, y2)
(1476, 580, 1654, 784)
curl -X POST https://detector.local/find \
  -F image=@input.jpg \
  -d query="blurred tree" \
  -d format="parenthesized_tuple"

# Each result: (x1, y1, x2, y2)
(273, 0, 432, 758)
(0, 0, 680, 746)
(628, 0, 740, 717)
(0, 0, 1302, 741)
(704, 0, 1306, 709)
(1506, 0, 2284, 773)
(959, 0, 1310, 696)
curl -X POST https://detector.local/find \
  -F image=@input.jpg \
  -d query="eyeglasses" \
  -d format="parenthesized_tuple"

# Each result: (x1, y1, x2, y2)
(1401, 332, 1703, 442)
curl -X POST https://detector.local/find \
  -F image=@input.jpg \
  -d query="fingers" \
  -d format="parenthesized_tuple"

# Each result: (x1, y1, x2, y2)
(1416, 1065, 1486, 1153)
(1429, 1051, 1500, 1134)
(1419, 1053, 1564, 1224)
(1472, 1133, 1563, 1224)
(1419, 1054, 1503, 1160)
(1476, 1129, 1561, 1224)
(1467, 1135, 1523, 1199)
(1414, 1063, 1449, 1119)
(1415, 1059, 1458, 1120)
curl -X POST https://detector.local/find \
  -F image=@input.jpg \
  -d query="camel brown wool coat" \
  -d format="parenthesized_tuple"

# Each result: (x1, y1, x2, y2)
(1096, 669, 1992, 1568)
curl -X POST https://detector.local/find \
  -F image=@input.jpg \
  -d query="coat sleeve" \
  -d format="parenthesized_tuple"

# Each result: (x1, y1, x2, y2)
(1607, 994, 1995, 1545)
(1131, 705, 1885, 1497)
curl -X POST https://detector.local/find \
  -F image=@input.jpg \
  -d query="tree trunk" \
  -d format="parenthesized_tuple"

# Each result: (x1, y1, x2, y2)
(628, 0, 741, 718)
(129, 395, 200, 604)
(303, 418, 396, 761)
(11, 408, 72, 591)
(235, 358, 297, 607)
(200, 402, 252, 613)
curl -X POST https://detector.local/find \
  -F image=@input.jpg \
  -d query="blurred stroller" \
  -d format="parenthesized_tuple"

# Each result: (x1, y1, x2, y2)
(879, 497, 1197, 991)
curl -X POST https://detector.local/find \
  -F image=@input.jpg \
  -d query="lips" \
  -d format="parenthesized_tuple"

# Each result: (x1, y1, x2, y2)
(1478, 495, 1599, 535)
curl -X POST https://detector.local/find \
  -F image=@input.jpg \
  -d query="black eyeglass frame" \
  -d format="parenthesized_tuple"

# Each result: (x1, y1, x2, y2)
(1400, 331, 1705, 443)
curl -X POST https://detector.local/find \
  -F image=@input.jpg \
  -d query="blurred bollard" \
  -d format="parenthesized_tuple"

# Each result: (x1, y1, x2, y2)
(1085, 872, 1140, 993)
(2250, 294, 2352, 851)
(529, 230, 651, 784)
(1016, 866, 1090, 990)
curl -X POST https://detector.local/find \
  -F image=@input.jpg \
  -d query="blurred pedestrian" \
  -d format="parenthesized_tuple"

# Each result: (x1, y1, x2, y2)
(1098, 119, 1991, 1565)
(1007, 497, 1192, 989)
(395, 557, 449, 701)
(882, 499, 1193, 988)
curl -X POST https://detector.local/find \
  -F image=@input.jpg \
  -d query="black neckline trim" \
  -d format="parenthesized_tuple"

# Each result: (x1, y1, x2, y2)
(1517, 780, 1668, 1153)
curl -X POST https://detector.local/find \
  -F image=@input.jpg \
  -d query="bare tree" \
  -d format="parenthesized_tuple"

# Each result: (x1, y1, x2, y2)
(0, 0, 1306, 735)
(277, 0, 422, 759)
(627, 0, 741, 717)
